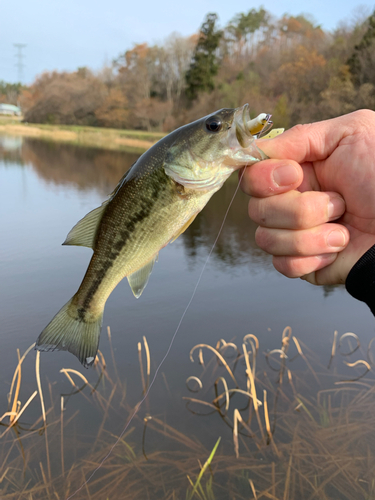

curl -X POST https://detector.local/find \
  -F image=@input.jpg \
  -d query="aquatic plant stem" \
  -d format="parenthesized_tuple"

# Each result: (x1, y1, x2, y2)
(66, 168, 247, 499)
(61, 397, 65, 478)
(36, 352, 52, 483)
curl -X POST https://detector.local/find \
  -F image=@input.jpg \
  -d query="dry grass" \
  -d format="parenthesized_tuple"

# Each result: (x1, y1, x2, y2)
(1, 327, 375, 499)
(0, 119, 165, 153)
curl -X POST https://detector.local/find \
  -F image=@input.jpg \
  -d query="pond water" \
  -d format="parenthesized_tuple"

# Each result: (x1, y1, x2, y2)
(1, 135, 375, 499)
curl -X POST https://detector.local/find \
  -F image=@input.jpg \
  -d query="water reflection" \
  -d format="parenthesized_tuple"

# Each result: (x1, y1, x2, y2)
(21, 138, 140, 194)
(180, 180, 269, 268)
(5, 136, 269, 268)
(0, 135, 23, 163)
(1, 135, 375, 499)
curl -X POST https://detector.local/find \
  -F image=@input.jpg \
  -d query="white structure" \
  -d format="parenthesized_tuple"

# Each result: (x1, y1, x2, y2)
(0, 104, 22, 116)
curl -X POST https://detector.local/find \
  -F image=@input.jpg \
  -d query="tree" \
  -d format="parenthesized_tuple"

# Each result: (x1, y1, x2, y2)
(16, 8, 372, 130)
(154, 33, 196, 106)
(185, 13, 222, 101)
(95, 88, 129, 128)
(22, 70, 106, 125)
(277, 14, 325, 54)
(274, 45, 327, 102)
(227, 8, 269, 58)
(348, 9, 375, 86)
(0, 81, 24, 105)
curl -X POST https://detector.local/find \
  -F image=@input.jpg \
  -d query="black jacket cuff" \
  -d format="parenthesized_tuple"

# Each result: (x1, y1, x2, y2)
(346, 244, 375, 316)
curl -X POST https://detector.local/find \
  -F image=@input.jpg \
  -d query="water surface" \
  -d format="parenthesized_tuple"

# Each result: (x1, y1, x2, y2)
(1, 136, 374, 499)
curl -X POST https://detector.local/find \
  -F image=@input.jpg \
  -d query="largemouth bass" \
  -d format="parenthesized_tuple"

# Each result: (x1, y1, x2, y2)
(36, 104, 271, 367)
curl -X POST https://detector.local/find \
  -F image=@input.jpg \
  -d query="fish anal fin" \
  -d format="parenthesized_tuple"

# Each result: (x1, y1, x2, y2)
(127, 255, 158, 298)
(63, 200, 109, 248)
(170, 213, 198, 243)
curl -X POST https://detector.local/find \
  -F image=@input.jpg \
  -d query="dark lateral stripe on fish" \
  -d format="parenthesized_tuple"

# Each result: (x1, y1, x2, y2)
(80, 259, 114, 316)
(79, 174, 168, 317)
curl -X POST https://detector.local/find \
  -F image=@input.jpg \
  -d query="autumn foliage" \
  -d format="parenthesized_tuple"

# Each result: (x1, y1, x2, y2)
(7, 8, 375, 131)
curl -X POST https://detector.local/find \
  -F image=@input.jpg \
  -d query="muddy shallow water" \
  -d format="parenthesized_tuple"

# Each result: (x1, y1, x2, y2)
(1, 136, 375, 499)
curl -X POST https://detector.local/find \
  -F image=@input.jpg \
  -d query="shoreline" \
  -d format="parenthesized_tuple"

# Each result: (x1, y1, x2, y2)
(0, 118, 165, 153)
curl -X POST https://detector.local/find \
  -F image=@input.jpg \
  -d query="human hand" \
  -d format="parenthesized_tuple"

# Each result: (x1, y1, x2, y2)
(241, 109, 375, 285)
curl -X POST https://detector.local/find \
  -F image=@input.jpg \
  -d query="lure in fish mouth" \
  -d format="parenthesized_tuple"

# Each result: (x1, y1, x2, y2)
(35, 105, 277, 368)
(233, 104, 271, 147)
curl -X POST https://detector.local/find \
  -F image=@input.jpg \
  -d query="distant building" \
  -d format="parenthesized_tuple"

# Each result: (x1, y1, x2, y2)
(0, 104, 22, 116)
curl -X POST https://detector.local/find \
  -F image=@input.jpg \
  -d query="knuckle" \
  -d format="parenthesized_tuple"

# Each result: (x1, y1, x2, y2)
(353, 109, 375, 123)
(289, 123, 312, 135)
(273, 256, 299, 278)
(289, 233, 306, 255)
(347, 109, 375, 136)
(248, 198, 267, 224)
(255, 227, 271, 251)
(273, 255, 318, 278)
(292, 197, 309, 227)
(293, 193, 324, 228)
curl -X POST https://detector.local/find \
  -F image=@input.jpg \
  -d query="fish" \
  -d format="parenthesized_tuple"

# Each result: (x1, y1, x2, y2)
(35, 104, 272, 368)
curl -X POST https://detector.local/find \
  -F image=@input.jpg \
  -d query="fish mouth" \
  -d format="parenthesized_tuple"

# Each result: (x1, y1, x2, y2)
(233, 104, 272, 146)
(226, 104, 269, 164)
(233, 104, 253, 148)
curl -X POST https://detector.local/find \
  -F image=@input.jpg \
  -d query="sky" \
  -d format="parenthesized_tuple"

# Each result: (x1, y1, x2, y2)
(1, 0, 373, 84)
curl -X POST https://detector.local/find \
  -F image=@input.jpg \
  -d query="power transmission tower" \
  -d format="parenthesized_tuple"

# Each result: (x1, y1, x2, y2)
(14, 43, 27, 83)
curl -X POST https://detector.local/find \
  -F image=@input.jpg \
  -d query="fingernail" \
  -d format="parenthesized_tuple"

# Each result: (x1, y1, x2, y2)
(327, 229, 346, 248)
(273, 164, 299, 187)
(327, 196, 345, 220)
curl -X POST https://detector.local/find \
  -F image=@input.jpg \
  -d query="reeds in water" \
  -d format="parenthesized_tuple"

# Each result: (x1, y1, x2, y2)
(1, 325, 375, 499)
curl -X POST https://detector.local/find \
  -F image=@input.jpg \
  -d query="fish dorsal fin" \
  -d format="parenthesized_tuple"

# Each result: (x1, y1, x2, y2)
(127, 254, 158, 298)
(63, 200, 109, 248)
(170, 213, 198, 243)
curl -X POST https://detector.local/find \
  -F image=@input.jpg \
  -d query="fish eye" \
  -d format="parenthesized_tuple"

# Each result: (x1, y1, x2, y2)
(205, 116, 222, 133)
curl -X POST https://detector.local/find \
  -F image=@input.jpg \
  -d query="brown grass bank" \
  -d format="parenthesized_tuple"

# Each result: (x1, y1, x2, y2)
(0, 116, 165, 153)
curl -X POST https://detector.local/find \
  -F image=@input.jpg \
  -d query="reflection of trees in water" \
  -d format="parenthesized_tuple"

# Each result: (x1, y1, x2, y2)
(323, 284, 342, 297)
(20, 138, 140, 195)
(0, 136, 24, 165)
(2, 138, 270, 269)
(182, 177, 272, 269)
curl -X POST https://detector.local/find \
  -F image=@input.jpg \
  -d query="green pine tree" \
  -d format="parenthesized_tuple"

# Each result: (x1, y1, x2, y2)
(185, 13, 222, 101)
(347, 9, 375, 86)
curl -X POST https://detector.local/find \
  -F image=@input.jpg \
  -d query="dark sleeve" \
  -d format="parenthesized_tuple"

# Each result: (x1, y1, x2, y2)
(345, 244, 375, 316)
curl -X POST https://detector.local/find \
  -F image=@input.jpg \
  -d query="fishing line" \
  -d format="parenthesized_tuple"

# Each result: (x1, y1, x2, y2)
(66, 167, 247, 499)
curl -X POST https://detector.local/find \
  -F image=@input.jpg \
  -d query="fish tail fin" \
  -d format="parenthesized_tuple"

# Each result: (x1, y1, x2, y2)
(36, 298, 103, 369)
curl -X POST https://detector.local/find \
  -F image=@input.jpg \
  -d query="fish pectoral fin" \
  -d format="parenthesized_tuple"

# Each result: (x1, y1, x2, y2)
(63, 200, 109, 248)
(127, 255, 158, 299)
(170, 214, 198, 243)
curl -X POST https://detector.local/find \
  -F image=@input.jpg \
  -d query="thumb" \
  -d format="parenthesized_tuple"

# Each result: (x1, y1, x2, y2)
(257, 112, 360, 164)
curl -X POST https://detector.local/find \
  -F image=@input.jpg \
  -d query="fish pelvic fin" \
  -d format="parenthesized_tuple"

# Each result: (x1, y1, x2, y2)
(36, 298, 103, 369)
(127, 254, 158, 298)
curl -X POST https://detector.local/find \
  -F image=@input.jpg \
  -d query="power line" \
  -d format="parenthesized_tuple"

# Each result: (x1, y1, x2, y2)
(14, 43, 27, 83)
